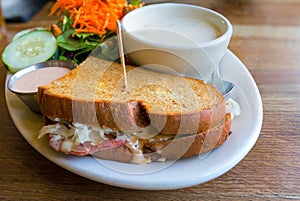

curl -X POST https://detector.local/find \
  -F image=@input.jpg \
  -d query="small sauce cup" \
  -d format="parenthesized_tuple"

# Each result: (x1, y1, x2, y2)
(121, 3, 233, 82)
(7, 60, 77, 113)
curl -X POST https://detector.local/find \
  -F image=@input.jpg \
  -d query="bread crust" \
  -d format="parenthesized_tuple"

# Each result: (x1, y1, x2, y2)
(149, 100, 226, 134)
(38, 89, 226, 134)
(145, 114, 231, 160)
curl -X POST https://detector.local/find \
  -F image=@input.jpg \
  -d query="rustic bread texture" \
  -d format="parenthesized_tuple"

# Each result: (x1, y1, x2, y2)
(38, 57, 226, 134)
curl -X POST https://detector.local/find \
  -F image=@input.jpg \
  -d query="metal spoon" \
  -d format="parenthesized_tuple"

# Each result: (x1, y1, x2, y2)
(221, 80, 235, 97)
(209, 65, 235, 97)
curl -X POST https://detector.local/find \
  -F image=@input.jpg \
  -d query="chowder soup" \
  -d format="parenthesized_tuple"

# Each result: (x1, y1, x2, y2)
(132, 17, 221, 46)
(122, 3, 233, 82)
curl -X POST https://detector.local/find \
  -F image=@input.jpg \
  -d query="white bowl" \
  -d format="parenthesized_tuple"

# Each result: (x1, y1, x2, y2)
(121, 3, 233, 82)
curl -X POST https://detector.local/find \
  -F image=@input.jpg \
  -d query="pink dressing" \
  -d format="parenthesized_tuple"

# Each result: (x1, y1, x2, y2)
(13, 67, 71, 93)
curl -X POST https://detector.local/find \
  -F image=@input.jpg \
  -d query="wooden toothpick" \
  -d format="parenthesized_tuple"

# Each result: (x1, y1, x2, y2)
(116, 20, 128, 89)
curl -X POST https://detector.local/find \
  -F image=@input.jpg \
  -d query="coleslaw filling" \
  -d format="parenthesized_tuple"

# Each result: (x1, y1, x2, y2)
(38, 120, 153, 163)
(37, 99, 240, 163)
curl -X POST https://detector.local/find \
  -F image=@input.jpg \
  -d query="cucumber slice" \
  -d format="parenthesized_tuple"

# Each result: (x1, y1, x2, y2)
(2, 30, 57, 73)
(12, 27, 47, 41)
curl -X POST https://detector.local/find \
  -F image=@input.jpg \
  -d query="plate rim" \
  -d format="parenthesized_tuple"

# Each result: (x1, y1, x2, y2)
(5, 49, 263, 190)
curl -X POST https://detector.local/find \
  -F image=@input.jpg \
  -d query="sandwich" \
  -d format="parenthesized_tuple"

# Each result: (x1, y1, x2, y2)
(37, 56, 232, 164)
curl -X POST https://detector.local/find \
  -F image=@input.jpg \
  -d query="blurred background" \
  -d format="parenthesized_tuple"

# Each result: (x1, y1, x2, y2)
(1, 0, 48, 22)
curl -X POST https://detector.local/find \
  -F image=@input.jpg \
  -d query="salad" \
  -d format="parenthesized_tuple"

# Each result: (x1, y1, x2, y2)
(2, 0, 143, 73)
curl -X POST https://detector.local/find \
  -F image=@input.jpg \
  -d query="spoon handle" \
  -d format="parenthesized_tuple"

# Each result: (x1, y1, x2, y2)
(210, 65, 225, 91)
(210, 64, 234, 97)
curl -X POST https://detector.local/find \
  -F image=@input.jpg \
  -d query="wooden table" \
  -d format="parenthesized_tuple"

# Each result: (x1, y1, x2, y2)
(1, 0, 299, 200)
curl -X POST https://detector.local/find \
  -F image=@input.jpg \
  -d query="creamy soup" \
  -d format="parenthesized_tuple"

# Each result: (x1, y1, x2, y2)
(133, 17, 221, 46)
(13, 67, 70, 93)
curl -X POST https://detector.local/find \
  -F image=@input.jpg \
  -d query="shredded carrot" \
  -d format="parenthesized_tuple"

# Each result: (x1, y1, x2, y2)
(49, 0, 138, 35)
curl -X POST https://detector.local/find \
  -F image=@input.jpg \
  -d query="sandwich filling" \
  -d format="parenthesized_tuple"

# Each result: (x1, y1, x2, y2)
(38, 98, 240, 164)
(38, 119, 174, 164)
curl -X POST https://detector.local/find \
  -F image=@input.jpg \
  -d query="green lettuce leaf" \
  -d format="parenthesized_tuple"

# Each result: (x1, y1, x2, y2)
(57, 29, 99, 51)
(130, 0, 141, 6)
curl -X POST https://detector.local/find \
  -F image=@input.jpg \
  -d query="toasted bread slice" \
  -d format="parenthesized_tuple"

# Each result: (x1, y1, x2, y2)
(38, 57, 226, 135)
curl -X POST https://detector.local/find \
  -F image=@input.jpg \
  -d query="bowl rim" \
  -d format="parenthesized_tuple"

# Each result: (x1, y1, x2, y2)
(121, 3, 233, 49)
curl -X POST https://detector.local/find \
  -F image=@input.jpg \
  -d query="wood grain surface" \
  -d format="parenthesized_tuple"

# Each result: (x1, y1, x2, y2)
(0, 0, 299, 200)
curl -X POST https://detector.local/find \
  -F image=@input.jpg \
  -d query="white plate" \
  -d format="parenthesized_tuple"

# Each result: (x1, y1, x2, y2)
(5, 50, 263, 190)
